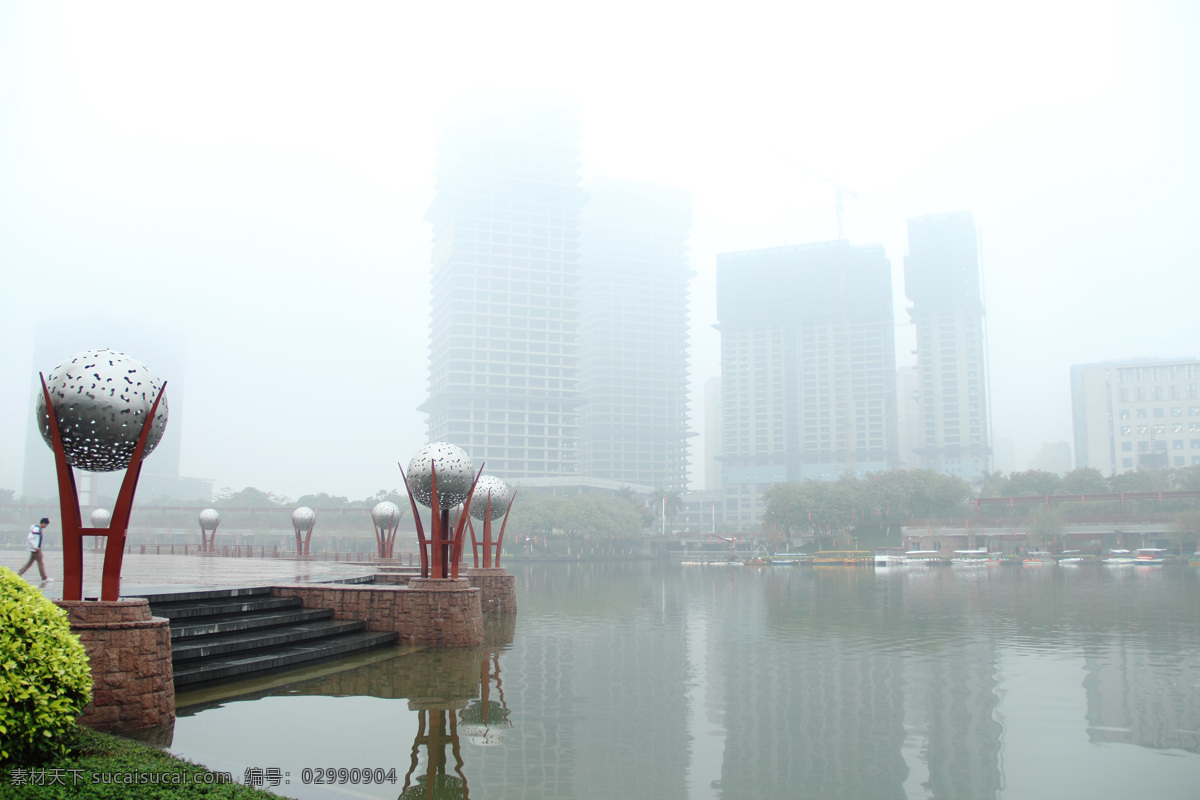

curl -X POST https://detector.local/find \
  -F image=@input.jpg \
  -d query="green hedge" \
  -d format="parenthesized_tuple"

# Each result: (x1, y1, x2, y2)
(0, 568, 92, 764)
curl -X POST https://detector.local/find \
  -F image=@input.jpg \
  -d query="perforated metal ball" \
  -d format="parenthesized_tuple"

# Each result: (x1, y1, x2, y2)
(291, 507, 316, 530)
(36, 349, 168, 472)
(371, 501, 401, 527)
(469, 476, 512, 521)
(405, 442, 475, 509)
(199, 508, 220, 531)
(90, 508, 111, 528)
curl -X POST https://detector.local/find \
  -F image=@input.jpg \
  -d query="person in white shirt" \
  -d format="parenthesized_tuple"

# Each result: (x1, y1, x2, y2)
(18, 517, 51, 582)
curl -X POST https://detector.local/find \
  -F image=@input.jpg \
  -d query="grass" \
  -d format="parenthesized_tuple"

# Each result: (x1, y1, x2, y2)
(0, 726, 281, 799)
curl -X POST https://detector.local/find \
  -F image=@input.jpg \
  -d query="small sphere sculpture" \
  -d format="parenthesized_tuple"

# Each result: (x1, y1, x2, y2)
(90, 508, 111, 528)
(199, 508, 220, 531)
(405, 442, 475, 509)
(371, 501, 401, 527)
(36, 348, 168, 472)
(469, 476, 512, 521)
(291, 507, 316, 529)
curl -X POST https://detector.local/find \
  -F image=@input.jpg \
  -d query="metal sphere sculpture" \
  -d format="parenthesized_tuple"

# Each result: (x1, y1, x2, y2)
(198, 507, 221, 553)
(371, 501, 401, 528)
(90, 508, 111, 528)
(36, 349, 168, 472)
(468, 476, 512, 521)
(292, 506, 315, 529)
(406, 442, 475, 509)
(371, 501, 403, 559)
(36, 348, 168, 601)
(465, 475, 515, 569)
(292, 506, 316, 556)
(399, 442, 484, 580)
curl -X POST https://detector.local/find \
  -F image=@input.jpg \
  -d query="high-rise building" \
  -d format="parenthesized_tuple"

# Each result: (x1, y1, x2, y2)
(904, 211, 991, 481)
(715, 240, 898, 525)
(422, 97, 693, 493)
(1071, 358, 1200, 474)
(421, 95, 587, 480)
(578, 177, 693, 492)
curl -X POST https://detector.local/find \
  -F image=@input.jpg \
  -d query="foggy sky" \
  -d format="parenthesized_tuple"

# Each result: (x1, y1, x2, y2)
(1, 0, 1197, 500)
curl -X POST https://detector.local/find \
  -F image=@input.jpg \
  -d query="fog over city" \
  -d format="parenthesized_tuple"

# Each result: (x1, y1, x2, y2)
(1, 1, 1197, 501)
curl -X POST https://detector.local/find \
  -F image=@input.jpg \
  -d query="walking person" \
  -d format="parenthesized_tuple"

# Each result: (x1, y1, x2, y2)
(17, 517, 51, 582)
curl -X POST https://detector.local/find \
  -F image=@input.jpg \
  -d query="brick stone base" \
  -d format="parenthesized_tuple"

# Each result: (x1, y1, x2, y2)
(273, 580, 483, 647)
(55, 599, 175, 735)
(466, 568, 517, 614)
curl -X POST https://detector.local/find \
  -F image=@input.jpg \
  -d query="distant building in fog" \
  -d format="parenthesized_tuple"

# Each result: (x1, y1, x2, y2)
(992, 437, 1017, 474)
(904, 211, 991, 481)
(895, 366, 922, 468)
(1029, 441, 1073, 475)
(422, 95, 693, 491)
(578, 177, 692, 492)
(421, 95, 587, 480)
(715, 240, 898, 527)
(704, 378, 722, 491)
(1071, 358, 1200, 475)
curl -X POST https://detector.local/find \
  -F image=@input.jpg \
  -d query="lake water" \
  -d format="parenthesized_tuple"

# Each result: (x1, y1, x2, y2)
(169, 561, 1200, 800)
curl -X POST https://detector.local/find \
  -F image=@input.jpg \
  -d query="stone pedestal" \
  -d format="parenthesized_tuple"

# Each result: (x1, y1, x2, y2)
(466, 568, 517, 614)
(274, 579, 483, 647)
(407, 579, 484, 646)
(55, 599, 174, 734)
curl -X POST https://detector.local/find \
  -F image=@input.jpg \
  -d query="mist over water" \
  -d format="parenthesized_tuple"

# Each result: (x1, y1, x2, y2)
(171, 562, 1200, 799)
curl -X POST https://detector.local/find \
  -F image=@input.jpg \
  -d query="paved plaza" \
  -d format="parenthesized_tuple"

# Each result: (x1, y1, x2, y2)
(0, 548, 373, 600)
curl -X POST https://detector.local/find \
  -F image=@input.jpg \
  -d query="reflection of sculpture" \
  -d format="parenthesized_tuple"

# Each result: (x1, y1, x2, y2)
(37, 349, 167, 601)
(459, 652, 511, 746)
(198, 508, 220, 553)
(399, 443, 483, 579)
(371, 501, 404, 559)
(466, 475, 515, 569)
(291, 507, 315, 556)
(401, 708, 469, 800)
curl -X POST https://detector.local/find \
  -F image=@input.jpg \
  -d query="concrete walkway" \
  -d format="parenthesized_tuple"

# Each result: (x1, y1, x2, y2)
(0, 549, 373, 600)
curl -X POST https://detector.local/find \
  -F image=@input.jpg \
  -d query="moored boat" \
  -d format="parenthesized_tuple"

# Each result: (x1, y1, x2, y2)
(1103, 549, 1135, 565)
(1133, 548, 1166, 565)
(951, 548, 990, 566)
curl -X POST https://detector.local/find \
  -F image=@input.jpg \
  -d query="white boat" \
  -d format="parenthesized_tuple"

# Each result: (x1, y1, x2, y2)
(903, 550, 946, 564)
(1133, 548, 1166, 565)
(1103, 549, 1135, 565)
(1057, 549, 1084, 564)
(951, 548, 991, 565)
(875, 548, 907, 566)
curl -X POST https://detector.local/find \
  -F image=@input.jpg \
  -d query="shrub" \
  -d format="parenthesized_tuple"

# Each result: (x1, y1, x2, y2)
(0, 567, 92, 764)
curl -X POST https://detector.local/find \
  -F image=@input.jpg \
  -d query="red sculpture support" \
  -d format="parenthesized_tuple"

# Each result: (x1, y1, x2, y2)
(40, 374, 166, 602)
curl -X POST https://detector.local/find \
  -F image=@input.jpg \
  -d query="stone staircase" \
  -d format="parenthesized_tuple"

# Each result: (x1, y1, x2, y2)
(138, 585, 398, 688)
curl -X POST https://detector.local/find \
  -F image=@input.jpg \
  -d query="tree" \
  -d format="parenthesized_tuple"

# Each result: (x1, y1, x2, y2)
(1006, 470, 1064, 497)
(763, 483, 817, 542)
(295, 492, 351, 508)
(216, 487, 290, 507)
(1028, 509, 1065, 552)
(908, 470, 973, 518)
(1061, 467, 1109, 495)
(0, 488, 15, 504)
(1109, 469, 1161, 493)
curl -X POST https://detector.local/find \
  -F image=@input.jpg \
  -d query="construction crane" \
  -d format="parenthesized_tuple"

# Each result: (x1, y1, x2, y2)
(801, 167, 858, 241)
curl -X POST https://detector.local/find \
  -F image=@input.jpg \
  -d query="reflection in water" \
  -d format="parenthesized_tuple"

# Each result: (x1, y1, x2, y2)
(459, 653, 511, 747)
(168, 564, 1200, 800)
(402, 708, 468, 800)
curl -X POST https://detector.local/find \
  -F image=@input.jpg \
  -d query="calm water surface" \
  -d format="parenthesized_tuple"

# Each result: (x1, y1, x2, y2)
(170, 562, 1200, 800)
